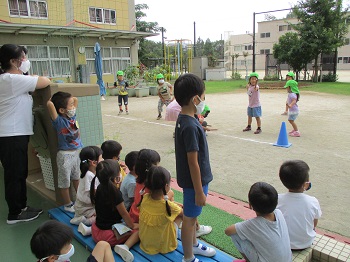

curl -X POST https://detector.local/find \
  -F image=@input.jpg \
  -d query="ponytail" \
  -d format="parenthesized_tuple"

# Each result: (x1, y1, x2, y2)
(163, 187, 171, 216)
(90, 175, 97, 205)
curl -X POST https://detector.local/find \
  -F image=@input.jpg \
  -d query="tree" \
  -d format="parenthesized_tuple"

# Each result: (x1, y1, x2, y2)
(291, 0, 349, 81)
(273, 32, 313, 80)
(135, 4, 164, 67)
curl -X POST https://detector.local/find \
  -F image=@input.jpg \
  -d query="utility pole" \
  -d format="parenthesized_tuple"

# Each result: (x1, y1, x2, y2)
(193, 21, 196, 57)
(161, 27, 165, 64)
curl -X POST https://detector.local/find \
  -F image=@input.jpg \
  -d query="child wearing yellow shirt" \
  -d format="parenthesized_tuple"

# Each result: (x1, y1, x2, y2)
(139, 165, 182, 254)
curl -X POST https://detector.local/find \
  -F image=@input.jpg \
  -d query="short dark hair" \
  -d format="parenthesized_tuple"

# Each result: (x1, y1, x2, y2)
(125, 151, 139, 172)
(51, 91, 72, 114)
(174, 73, 205, 107)
(279, 160, 310, 190)
(0, 44, 23, 74)
(101, 140, 122, 159)
(248, 182, 278, 215)
(30, 220, 73, 260)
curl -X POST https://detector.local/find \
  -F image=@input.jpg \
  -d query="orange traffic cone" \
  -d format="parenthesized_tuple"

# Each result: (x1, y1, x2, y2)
(273, 122, 292, 148)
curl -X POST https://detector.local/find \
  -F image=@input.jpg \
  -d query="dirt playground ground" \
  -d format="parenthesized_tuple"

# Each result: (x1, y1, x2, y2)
(101, 88, 350, 239)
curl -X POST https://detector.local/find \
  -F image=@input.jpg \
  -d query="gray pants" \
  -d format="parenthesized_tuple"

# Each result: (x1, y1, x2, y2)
(158, 99, 172, 114)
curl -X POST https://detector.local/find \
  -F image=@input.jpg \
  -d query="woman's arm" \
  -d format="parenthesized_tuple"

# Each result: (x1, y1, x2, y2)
(36, 76, 51, 89)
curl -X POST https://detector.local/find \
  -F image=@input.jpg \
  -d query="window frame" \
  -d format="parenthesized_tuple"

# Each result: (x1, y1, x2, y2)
(8, 0, 48, 19)
(25, 45, 71, 77)
(89, 6, 116, 25)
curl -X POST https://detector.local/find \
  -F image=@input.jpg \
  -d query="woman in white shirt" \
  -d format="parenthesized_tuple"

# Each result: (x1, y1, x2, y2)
(0, 44, 51, 224)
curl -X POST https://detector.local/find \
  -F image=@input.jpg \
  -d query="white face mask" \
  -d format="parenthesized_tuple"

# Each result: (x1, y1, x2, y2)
(158, 79, 165, 84)
(193, 96, 206, 115)
(19, 59, 31, 73)
(66, 108, 76, 118)
(39, 244, 75, 262)
(55, 244, 75, 262)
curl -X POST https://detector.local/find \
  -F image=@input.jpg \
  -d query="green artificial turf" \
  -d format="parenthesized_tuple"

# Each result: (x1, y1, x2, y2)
(173, 189, 243, 259)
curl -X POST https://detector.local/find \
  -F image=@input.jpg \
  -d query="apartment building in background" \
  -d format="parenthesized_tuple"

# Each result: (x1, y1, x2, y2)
(225, 17, 350, 80)
(0, 0, 156, 83)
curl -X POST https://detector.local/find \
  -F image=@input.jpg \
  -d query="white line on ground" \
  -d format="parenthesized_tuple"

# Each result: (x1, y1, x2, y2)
(104, 114, 274, 145)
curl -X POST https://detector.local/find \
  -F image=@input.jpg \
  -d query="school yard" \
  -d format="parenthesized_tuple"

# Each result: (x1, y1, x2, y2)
(101, 88, 350, 239)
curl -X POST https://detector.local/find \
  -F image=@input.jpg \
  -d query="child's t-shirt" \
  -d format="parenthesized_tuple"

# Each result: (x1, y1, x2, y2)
(76, 171, 99, 204)
(157, 82, 172, 100)
(95, 186, 124, 230)
(120, 173, 136, 211)
(114, 80, 129, 96)
(234, 209, 292, 262)
(175, 114, 212, 188)
(287, 93, 299, 113)
(139, 194, 182, 254)
(247, 84, 260, 108)
(52, 115, 83, 150)
(129, 182, 150, 223)
(277, 192, 322, 249)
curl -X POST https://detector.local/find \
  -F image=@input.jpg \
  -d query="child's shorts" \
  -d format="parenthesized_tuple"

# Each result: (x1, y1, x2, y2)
(247, 106, 262, 117)
(118, 95, 128, 106)
(56, 150, 80, 188)
(183, 184, 208, 218)
(288, 112, 299, 121)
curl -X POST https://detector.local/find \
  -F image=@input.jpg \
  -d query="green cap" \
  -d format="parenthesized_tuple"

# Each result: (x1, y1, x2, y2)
(284, 80, 299, 94)
(117, 71, 124, 76)
(286, 72, 295, 78)
(249, 72, 259, 79)
(156, 73, 164, 79)
(201, 104, 211, 115)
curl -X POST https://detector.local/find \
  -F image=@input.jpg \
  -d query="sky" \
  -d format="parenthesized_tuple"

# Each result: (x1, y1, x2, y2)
(134, 0, 350, 43)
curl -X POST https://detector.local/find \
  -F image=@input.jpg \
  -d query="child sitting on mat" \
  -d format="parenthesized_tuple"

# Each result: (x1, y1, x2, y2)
(90, 159, 139, 262)
(139, 165, 183, 254)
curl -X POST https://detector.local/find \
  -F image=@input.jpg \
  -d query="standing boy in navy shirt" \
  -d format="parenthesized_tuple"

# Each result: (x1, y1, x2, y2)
(174, 73, 216, 262)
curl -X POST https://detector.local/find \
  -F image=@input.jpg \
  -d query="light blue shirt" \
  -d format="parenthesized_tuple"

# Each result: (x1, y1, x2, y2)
(120, 173, 136, 211)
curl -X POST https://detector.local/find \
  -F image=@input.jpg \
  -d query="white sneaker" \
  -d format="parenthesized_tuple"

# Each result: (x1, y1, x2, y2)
(101, 96, 106, 101)
(70, 215, 87, 225)
(114, 244, 134, 262)
(181, 257, 201, 262)
(64, 203, 75, 213)
(196, 225, 212, 237)
(193, 243, 216, 257)
(78, 222, 91, 236)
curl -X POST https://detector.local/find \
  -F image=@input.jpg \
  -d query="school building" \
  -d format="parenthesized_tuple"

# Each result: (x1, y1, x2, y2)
(0, 0, 156, 83)
(224, 17, 350, 81)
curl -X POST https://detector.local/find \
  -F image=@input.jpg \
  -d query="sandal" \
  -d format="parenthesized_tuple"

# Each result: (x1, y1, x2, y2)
(243, 126, 251, 132)
(254, 128, 262, 134)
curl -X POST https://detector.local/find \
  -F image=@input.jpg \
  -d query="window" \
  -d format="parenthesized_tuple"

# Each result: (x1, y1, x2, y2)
(260, 49, 270, 55)
(338, 57, 343, 63)
(26, 45, 70, 77)
(8, 0, 48, 18)
(85, 46, 131, 76)
(244, 45, 253, 51)
(234, 45, 242, 51)
(89, 7, 116, 24)
(260, 32, 270, 38)
(344, 38, 350, 45)
(343, 57, 349, 64)
(279, 25, 292, 31)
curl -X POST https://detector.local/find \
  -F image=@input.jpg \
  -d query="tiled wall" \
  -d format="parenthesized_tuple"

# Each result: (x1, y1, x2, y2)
(312, 234, 350, 262)
(76, 95, 104, 147)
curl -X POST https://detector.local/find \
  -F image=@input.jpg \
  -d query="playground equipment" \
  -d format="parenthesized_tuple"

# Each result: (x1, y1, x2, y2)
(164, 39, 193, 78)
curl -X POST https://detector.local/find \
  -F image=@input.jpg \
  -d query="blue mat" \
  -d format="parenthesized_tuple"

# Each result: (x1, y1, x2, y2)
(48, 207, 235, 262)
